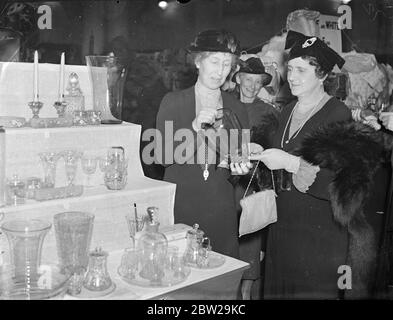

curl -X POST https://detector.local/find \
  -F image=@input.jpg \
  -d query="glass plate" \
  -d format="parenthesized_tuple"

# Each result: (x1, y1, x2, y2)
(0, 264, 70, 300)
(118, 265, 191, 288)
(77, 282, 116, 299)
(186, 252, 226, 270)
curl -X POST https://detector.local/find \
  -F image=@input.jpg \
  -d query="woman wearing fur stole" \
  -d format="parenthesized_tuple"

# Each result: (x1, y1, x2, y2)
(234, 30, 388, 299)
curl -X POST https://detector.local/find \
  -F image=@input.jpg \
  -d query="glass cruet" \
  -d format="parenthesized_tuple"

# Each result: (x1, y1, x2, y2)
(136, 207, 168, 285)
(183, 223, 205, 266)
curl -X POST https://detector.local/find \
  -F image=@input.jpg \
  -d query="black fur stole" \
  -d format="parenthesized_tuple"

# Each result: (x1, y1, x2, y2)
(296, 120, 387, 298)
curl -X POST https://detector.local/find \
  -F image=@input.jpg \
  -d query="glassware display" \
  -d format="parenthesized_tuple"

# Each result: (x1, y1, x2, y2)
(53, 101, 68, 118)
(86, 110, 102, 125)
(39, 152, 61, 188)
(86, 54, 126, 124)
(0, 264, 70, 300)
(53, 211, 94, 296)
(61, 150, 83, 186)
(136, 207, 168, 285)
(64, 72, 85, 116)
(125, 213, 145, 248)
(0, 218, 70, 300)
(81, 156, 98, 187)
(25, 177, 42, 199)
(183, 223, 205, 267)
(1, 219, 51, 279)
(83, 247, 113, 291)
(72, 110, 89, 126)
(117, 245, 190, 288)
(104, 147, 128, 190)
(28, 101, 43, 119)
(5, 174, 26, 205)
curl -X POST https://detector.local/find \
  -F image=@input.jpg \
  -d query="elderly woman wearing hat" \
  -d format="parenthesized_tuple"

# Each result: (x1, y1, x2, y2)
(155, 29, 250, 259)
(230, 55, 279, 300)
(240, 30, 387, 299)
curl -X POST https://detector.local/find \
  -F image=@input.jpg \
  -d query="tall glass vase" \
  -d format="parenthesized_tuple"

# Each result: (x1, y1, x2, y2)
(1, 219, 52, 279)
(85, 55, 127, 123)
(38, 152, 61, 188)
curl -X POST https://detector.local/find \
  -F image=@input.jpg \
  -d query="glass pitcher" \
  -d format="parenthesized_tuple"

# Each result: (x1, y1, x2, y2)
(137, 207, 168, 285)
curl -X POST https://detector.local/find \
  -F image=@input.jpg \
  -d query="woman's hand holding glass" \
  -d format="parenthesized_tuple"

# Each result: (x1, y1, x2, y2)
(249, 148, 300, 173)
(229, 143, 263, 175)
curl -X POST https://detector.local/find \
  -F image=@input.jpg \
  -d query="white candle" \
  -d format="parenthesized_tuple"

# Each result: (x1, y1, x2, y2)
(33, 50, 39, 102)
(59, 52, 65, 101)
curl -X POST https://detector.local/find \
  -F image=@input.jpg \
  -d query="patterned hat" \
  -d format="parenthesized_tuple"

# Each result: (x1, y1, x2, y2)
(285, 30, 345, 73)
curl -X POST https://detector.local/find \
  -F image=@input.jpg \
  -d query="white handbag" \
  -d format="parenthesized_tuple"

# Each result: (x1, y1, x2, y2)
(238, 161, 277, 237)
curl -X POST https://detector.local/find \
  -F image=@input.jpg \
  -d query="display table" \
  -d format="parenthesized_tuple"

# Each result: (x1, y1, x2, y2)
(65, 238, 249, 300)
(0, 123, 176, 267)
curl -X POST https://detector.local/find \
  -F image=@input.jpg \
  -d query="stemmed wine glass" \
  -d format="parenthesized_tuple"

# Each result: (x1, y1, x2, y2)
(61, 150, 83, 186)
(81, 156, 98, 187)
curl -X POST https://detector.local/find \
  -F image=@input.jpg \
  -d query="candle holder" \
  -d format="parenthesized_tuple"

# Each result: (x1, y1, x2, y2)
(28, 101, 43, 119)
(53, 101, 68, 118)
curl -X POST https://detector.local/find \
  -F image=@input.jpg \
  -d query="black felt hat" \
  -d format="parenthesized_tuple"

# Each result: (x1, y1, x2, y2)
(285, 30, 345, 73)
(187, 29, 240, 55)
(231, 57, 272, 85)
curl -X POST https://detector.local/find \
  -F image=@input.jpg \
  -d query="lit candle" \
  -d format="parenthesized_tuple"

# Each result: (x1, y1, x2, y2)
(59, 52, 65, 101)
(33, 50, 39, 102)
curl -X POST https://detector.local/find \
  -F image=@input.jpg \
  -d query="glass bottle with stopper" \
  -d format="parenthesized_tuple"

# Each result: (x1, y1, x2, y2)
(136, 207, 168, 285)
(64, 72, 85, 117)
(183, 223, 205, 266)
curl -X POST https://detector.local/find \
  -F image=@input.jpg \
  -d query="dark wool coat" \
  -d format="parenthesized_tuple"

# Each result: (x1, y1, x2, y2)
(156, 86, 249, 258)
(234, 99, 389, 299)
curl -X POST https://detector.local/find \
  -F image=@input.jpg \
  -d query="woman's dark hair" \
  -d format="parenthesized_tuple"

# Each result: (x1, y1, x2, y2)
(301, 55, 328, 79)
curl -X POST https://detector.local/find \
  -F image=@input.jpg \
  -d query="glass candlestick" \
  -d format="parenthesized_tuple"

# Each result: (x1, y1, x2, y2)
(28, 101, 43, 119)
(53, 101, 68, 118)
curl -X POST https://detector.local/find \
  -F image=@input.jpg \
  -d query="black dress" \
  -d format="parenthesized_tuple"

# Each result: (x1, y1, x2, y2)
(156, 86, 249, 258)
(263, 97, 353, 299)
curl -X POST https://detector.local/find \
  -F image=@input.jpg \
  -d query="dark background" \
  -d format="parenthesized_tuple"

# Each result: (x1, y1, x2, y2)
(1, 0, 393, 64)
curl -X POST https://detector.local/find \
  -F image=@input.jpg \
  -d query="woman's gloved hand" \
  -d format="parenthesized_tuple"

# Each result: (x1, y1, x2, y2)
(249, 148, 300, 173)
(351, 108, 381, 131)
(379, 112, 393, 131)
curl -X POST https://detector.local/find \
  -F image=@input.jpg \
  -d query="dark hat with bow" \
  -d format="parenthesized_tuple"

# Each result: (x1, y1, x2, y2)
(285, 30, 345, 73)
(187, 29, 240, 55)
(231, 57, 272, 85)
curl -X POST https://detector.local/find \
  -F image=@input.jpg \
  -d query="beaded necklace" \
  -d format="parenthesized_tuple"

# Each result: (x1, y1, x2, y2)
(280, 94, 328, 148)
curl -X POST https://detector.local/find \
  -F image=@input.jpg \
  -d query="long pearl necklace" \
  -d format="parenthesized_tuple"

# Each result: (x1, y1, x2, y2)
(280, 94, 327, 148)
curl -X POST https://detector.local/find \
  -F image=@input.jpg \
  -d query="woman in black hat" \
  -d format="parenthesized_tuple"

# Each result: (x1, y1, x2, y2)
(243, 30, 386, 299)
(230, 55, 279, 299)
(155, 29, 250, 260)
